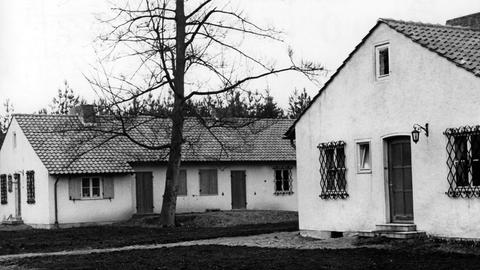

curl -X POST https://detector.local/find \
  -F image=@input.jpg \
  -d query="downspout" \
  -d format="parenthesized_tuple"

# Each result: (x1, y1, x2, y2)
(54, 177, 59, 228)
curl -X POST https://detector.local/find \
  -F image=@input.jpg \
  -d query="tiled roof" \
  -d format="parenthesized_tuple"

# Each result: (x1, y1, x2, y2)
(13, 114, 295, 175)
(285, 18, 480, 138)
(380, 18, 480, 77)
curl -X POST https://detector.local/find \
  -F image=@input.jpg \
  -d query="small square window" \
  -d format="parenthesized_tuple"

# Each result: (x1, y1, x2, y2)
(357, 142, 371, 173)
(375, 44, 390, 79)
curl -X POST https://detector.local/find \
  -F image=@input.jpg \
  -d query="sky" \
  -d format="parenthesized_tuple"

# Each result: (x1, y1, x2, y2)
(0, 0, 479, 113)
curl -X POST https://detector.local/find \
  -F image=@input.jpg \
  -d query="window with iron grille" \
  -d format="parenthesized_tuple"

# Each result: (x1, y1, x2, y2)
(0, 174, 6, 204)
(445, 126, 480, 198)
(273, 166, 293, 195)
(26, 171, 35, 204)
(318, 141, 348, 199)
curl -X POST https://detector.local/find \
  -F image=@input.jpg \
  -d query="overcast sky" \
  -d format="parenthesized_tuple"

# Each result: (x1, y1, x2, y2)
(1, 0, 479, 113)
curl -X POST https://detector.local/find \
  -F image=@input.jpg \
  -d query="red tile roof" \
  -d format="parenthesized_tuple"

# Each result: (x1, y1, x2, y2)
(380, 18, 480, 76)
(285, 18, 480, 138)
(14, 114, 295, 175)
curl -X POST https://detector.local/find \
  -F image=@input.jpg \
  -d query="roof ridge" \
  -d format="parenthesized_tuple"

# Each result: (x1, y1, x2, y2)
(379, 18, 480, 32)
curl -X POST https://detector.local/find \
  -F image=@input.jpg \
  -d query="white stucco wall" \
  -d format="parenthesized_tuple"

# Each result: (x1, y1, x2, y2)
(134, 164, 297, 213)
(0, 118, 51, 225)
(296, 23, 480, 238)
(52, 174, 136, 226)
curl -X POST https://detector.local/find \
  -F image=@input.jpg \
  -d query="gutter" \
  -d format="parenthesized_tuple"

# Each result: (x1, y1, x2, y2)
(54, 176, 59, 228)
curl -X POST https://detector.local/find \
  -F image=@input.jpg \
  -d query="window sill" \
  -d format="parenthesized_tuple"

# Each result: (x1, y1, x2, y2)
(446, 188, 480, 198)
(274, 191, 294, 196)
(320, 191, 349, 200)
(198, 194, 218, 196)
(357, 170, 372, 174)
(71, 197, 112, 201)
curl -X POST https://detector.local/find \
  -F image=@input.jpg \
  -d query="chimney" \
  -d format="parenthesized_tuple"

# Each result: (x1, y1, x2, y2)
(446, 12, 480, 29)
(69, 105, 96, 125)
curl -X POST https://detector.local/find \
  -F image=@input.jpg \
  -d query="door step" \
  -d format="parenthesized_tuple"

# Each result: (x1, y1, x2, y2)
(2, 219, 24, 225)
(358, 230, 426, 239)
(376, 223, 416, 232)
(358, 223, 426, 239)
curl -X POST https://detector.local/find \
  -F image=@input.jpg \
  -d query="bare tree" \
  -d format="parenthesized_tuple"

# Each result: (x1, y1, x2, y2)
(87, 0, 322, 226)
(0, 99, 14, 148)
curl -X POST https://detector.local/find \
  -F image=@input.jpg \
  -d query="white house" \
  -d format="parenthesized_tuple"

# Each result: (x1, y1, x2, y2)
(285, 13, 480, 239)
(0, 108, 297, 228)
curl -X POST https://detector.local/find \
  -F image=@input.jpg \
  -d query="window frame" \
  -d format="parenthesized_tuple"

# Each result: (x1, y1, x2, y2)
(356, 140, 372, 174)
(0, 174, 6, 205)
(199, 169, 218, 196)
(318, 141, 348, 200)
(26, 170, 35, 204)
(375, 43, 390, 80)
(177, 169, 188, 196)
(445, 126, 480, 198)
(81, 177, 103, 199)
(273, 166, 294, 195)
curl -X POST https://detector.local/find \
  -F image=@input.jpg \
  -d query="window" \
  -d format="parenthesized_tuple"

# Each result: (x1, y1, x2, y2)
(81, 177, 102, 198)
(69, 177, 114, 200)
(445, 126, 480, 198)
(318, 141, 348, 199)
(274, 166, 293, 195)
(26, 171, 35, 204)
(357, 142, 371, 173)
(177, 170, 187, 196)
(0, 175, 6, 205)
(13, 132, 17, 149)
(199, 169, 218, 195)
(375, 44, 390, 78)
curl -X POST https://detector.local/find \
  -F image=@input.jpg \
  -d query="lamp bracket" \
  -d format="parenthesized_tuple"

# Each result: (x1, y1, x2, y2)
(413, 123, 429, 137)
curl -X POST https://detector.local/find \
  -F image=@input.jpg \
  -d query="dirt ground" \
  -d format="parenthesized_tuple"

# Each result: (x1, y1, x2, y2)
(5, 244, 480, 270)
(0, 211, 297, 255)
(122, 210, 298, 227)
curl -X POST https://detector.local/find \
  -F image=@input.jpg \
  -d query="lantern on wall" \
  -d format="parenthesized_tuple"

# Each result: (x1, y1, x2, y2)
(411, 123, 429, 144)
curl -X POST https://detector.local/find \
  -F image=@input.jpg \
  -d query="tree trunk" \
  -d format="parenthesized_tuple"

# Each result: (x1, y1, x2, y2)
(159, 0, 186, 227)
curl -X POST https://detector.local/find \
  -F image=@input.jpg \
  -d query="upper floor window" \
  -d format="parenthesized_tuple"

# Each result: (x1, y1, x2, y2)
(13, 132, 17, 149)
(318, 141, 348, 199)
(375, 44, 390, 79)
(273, 166, 293, 195)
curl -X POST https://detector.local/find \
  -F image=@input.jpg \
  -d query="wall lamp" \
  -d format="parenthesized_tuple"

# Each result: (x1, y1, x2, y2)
(411, 123, 429, 144)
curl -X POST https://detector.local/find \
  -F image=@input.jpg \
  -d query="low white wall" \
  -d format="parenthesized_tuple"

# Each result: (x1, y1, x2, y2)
(0, 118, 51, 225)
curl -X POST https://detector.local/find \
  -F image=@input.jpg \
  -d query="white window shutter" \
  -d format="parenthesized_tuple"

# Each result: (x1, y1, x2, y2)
(68, 178, 81, 200)
(103, 177, 114, 199)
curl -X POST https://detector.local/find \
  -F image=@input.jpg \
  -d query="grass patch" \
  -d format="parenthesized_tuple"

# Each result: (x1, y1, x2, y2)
(5, 245, 480, 270)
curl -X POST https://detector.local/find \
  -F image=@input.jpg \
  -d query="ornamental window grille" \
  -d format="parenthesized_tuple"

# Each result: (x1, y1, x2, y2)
(26, 171, 35, 204)
(273, 166, 293, 195)
(445, 126, 480, 198)
(0, 174, 6, 205)
(318, 141, 348, 199)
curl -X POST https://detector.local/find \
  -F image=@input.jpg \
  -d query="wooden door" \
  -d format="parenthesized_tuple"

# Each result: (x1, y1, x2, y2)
(136, 172, 153, 214)
(14, 174, 21, 218)
(388, 137, 414, 223)
(231, 171, 246, 209)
